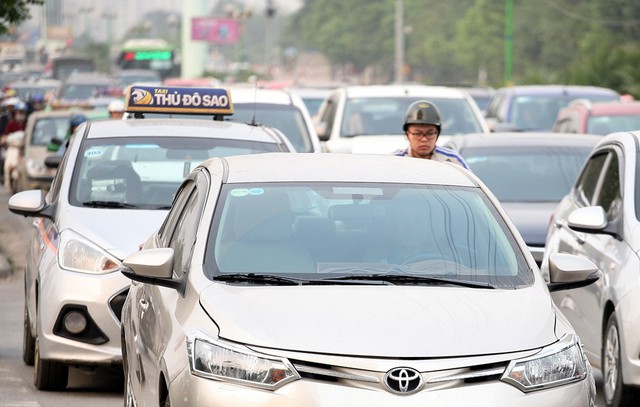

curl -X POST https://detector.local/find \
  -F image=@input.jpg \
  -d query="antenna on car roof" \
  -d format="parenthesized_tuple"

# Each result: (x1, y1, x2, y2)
(249, 81, 258, 126)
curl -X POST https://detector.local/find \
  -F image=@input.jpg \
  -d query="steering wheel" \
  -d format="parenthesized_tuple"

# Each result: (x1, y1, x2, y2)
(401, 253, 443, 265)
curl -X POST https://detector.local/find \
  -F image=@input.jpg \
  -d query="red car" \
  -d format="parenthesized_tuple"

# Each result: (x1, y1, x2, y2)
(553, 98, 640, 135)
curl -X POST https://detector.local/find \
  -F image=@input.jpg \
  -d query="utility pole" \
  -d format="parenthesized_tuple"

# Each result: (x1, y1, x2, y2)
(394, 0, 405, 83)
(505, 0, 513, 85)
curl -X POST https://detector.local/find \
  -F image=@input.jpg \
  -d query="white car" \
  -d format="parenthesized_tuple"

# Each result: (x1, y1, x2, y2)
(121, 153, 598, 406)
(542, 130, 640, 407)
(7, 85, 294, 391)
(314, 84, 490, 153)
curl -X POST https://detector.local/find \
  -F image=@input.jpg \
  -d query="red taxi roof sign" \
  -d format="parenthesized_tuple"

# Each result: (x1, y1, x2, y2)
(124, 85, 234, 116)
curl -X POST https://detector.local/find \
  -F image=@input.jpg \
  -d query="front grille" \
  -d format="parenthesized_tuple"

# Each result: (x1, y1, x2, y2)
(289, 359, 509, 394)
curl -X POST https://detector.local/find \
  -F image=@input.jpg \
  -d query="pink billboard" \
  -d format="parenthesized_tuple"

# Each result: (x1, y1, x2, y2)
(191, 17, 238, 44)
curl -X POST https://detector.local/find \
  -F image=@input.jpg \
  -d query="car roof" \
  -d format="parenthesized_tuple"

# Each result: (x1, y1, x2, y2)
(82, 118, 291, 145)
(204, 153, 476, 186)
(229, 87, 301, 105)
(495, 84, 620, 97)
(340, 84, 472, 99)
(581, 100, 640, 115)
(445, 132, 603, 151)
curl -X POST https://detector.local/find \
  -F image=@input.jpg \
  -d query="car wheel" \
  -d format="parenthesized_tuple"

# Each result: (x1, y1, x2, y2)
(22, 300, 35, 366)
(602, 313, 640, 406)
(34, 337, 69, 391)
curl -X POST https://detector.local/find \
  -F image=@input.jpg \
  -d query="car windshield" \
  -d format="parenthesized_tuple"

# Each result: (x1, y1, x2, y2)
(510, 94, 619, 131)
(207, 183, 533, 289)
(31, 116, 71, 145)
(341, 97, 484, 137)
(69, 136, 281, 209)
(587, 115, 640, 135)
(464, 145, 592, 202)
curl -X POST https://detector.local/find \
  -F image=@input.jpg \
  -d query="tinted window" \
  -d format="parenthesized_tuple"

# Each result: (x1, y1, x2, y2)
(596, 153, 621, 220)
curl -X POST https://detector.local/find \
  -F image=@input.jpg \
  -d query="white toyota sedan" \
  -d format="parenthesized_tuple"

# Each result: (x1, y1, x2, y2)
(120, 153, 599, 406)
(7, 85, 294, 391)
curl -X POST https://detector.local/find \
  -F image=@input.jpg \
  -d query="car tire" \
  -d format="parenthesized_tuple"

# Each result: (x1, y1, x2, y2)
(34, 337, 68, 391)
(22, 300, 35, 366)
(602, 313, 640, 406)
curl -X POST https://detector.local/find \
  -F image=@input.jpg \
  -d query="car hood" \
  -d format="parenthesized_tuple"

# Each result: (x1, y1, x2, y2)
(200, 283, 558, 357)
(501, 202, 558, 246)
(324, 135, 407, 154)
(58, 207, 168, 259)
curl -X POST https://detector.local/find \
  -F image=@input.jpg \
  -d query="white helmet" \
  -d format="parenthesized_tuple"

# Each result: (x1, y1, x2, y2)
(108, 99, 125, 113)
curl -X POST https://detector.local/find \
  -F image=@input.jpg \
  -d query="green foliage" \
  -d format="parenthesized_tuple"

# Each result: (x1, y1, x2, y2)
(0, 0, 42, 35)
(286, 0, 640, 93)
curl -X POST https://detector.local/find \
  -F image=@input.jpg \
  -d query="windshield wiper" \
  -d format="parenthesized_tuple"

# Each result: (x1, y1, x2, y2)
(214, 273, 308, 286)
(323, 274, 495, 289)
(81, 200, 140, 209)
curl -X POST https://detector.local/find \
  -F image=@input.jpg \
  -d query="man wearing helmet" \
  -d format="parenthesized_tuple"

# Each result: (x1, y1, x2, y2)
(393, 100, 468, 168)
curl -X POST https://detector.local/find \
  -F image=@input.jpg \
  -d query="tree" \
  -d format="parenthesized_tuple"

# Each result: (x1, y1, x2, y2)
(0, 0, 43, 35)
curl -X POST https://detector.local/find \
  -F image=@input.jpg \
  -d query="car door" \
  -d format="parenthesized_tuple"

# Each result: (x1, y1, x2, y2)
(133, 172, 207, 404)
(552, 146, 624, 361)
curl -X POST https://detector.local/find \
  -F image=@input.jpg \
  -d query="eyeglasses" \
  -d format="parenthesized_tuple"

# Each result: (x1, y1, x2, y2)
(408, 131, 438, 139)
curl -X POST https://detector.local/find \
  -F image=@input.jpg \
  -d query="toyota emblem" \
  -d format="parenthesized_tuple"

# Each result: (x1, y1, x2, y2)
(384, 367, 423, 395)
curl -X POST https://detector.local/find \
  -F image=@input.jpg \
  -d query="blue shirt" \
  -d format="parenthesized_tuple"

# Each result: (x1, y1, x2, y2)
(392, 145, 469, 169)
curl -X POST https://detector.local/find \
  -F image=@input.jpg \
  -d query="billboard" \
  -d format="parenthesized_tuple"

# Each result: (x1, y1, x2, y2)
(192, 18, 238, 44)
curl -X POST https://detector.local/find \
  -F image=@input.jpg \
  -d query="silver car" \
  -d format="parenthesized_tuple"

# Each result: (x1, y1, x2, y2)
(542, 130, 640, 407)
(121, 153, 599, 406)
(7, 86, 294, 391)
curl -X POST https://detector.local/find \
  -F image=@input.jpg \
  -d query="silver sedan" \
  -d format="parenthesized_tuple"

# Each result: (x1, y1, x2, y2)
(543, 130, 640, 407)
(121, 153, 599, 406)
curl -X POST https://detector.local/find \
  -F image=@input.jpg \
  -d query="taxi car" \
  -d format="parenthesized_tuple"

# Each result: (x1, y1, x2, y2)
(120, 153, 599, 406)
(542, 130, 640, 407)
(314, 84, 489, 154)
(7, 85, 294, 391)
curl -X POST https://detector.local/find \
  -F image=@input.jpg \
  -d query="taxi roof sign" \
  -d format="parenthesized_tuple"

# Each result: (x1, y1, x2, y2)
(124, 85, 234, 116)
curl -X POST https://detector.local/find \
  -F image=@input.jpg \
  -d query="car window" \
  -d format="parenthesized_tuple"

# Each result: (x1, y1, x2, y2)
(587, 115, 640, 135)
(340, 97, 483, 137)
(463, 145, 593, 202)
(68, 136, 276, 209)
(573, 151, 609, 207)
(229, 103, 313, 153)
(158, 180, 196, 247)
(595, 151, 621, 220)
(165, 173, 208, 277)
(31, 117, 71, 146)
(207, 182, 532, 288)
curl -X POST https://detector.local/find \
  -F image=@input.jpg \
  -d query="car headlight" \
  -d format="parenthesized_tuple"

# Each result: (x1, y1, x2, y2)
(187, 332, 300, 390)
(58, 229, 122, 274)
(502, 334, 588, 392)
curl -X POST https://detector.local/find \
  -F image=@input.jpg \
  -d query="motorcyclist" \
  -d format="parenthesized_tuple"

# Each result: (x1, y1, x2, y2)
(392, 100, 468, 168)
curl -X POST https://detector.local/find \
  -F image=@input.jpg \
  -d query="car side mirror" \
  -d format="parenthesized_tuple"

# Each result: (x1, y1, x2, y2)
(546, 253, 601, 292)
(44, 155, 62, 169)
(121, 248, 184, 292)
(567, 205, 621, 239)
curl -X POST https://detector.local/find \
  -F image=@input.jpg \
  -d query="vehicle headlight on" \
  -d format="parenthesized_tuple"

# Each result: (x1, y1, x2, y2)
(58, 229, 122, 274)
(187, 332, 300, 390)
(502, 334, 588, 392)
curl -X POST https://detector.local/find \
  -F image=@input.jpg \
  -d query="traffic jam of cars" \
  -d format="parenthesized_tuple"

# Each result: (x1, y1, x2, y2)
(2, 44, 640, 407)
